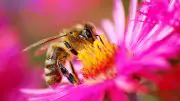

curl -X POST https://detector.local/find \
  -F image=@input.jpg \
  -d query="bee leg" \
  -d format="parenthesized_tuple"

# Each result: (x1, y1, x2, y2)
(57, 62, 77, 85)
(69, 61, 80, 83)
(96, 35, 104, 44)
(63, 41, 78, 55)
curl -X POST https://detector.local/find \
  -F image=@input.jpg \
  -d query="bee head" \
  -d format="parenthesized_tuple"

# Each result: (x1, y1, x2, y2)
(78, 23, 96, 43)
(68, 23, 97, 43)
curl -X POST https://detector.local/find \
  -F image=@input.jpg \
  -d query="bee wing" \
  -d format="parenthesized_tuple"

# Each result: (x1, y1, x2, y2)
(23, 34, 67, 55)
(34, 40, 62, 56)
(34, 44, 51, 56)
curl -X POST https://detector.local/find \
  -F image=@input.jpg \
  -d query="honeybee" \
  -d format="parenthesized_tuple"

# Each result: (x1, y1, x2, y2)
(23, 23, 102, 86)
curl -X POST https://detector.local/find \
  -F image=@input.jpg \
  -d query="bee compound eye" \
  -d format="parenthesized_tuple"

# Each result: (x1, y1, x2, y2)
(85, 29, 92, 38)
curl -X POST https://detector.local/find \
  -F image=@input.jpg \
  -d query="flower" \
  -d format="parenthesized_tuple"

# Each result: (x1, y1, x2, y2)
(0, 26, 44, 101)
(21, 0, 180, 101)
(0, 12, 44, 101)
(0, 18, 25, 100)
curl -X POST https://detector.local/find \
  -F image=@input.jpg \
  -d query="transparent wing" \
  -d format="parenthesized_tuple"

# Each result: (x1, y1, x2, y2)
(22, 34, 67, 56)
(34, 44, 51, 56)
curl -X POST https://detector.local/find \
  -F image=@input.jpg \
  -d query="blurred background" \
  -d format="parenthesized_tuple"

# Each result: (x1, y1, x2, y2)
(2, 0, 116, 43)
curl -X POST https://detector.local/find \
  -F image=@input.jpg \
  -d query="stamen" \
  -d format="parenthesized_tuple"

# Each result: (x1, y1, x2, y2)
(77, 35, 117, 80)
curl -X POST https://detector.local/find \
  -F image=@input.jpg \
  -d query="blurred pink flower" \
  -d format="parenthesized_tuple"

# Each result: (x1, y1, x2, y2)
(21, 0, 180, 101)
(0, 23, 24, 101)
(0, 15, 44, 100)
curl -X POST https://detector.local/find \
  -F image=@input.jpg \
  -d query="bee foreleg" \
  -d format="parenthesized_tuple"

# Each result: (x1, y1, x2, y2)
(57, 62, 77, 85)
(63, 41, 78, 55)
(96, 35, 104, 44)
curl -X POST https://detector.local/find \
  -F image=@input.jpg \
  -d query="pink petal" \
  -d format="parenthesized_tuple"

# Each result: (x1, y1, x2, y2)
(132, 57, 170, 70)
(108, 83, 128, 101)
(138, 33, 180, 58)
(168, 0, 176, 11)
(125, 0, 138, 49)
(56, 84, 107, 101)
(113, 0, 125, 42)
(114, 76, 148, 93)
(22, 83, 109, 101)
(21, 85, 73, 101)
(101, 19, 118, 44)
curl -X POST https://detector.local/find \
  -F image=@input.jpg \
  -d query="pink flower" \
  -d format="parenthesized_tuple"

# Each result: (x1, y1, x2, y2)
(21, 0, 180, 101)
(0, 15, 44, 100)
(0, 19, 24, 100)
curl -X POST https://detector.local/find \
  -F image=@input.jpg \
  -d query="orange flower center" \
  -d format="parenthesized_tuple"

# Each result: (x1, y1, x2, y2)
(77, 35, 117, 82)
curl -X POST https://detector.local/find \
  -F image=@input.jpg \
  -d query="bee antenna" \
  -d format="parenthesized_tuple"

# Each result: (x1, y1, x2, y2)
(22, 34, 67, 52)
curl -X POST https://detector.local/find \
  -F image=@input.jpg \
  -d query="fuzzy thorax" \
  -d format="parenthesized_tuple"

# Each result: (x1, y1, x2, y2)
(78, 35, 117, 81)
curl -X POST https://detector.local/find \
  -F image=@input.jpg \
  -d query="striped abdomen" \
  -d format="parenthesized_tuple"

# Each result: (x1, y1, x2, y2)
(44, 46, 69, 86)
(44, 59, 62, 86)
